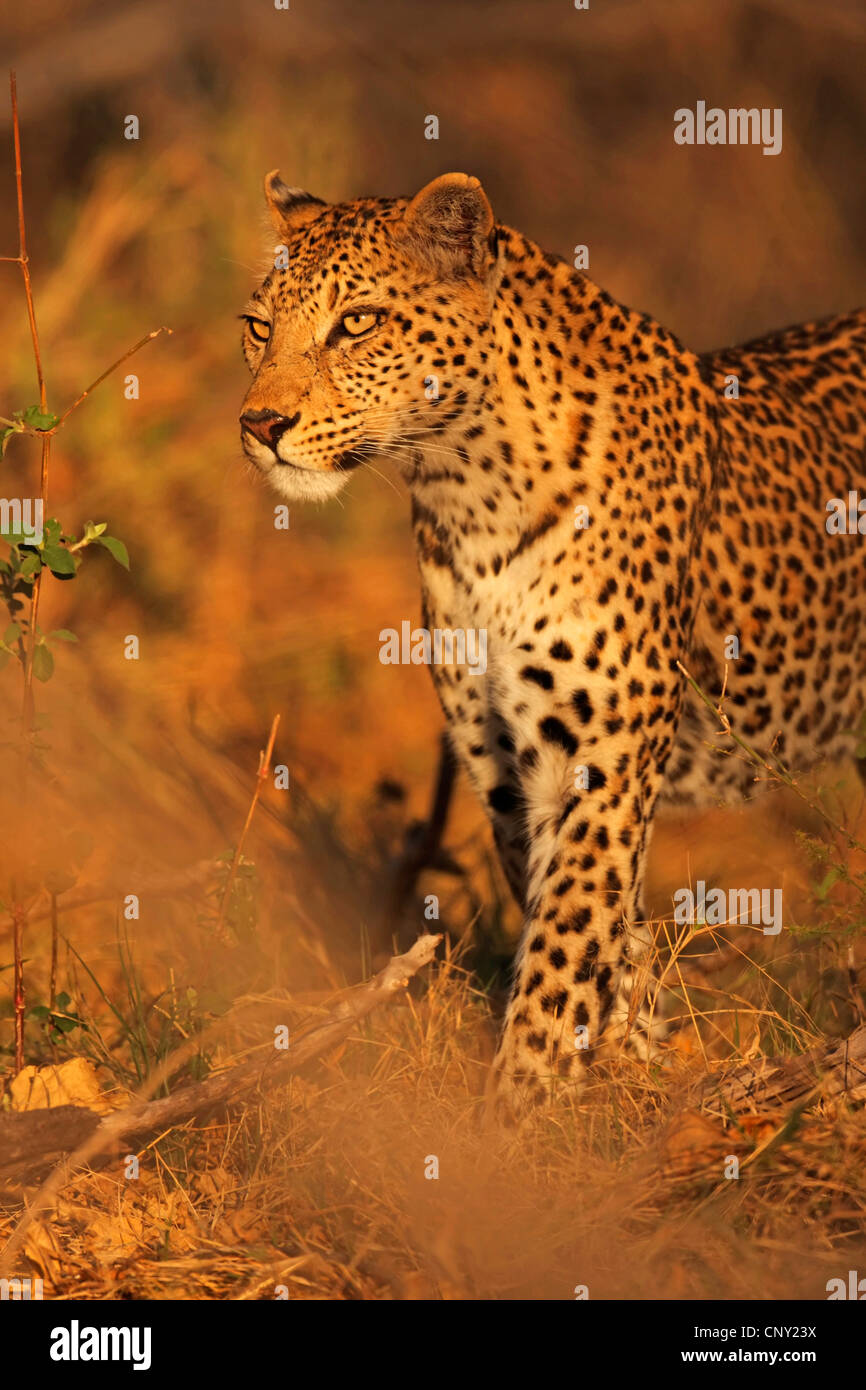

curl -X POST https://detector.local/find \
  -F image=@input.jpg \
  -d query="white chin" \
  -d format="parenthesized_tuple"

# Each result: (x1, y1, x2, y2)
(267, 465, 350, 503)
(243, 437, 351, 502)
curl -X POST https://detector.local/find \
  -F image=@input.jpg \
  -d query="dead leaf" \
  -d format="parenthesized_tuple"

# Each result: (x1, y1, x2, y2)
(9, 1058, 120, 1114)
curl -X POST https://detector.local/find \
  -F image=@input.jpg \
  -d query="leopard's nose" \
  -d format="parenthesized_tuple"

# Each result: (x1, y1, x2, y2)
(240, 408, 301, 450)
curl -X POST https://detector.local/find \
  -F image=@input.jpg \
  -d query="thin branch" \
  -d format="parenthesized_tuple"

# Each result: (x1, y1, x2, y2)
(52, 326, 173, 429)
(48, 891, 58, 1011)
(7, 70, 51, 735)
(21, 562, 43, 731)
(9, 71, 46, 411)
(215, 715, 280, 937)
(11, 901, 26, 1072)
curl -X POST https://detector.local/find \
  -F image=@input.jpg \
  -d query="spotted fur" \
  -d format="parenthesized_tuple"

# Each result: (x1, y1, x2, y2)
(239, 171, 866, 1113)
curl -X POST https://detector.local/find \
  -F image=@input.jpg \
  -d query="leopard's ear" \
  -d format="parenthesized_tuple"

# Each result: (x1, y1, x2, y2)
(264, 170, 326, 234)
(401, 173, 496, 279)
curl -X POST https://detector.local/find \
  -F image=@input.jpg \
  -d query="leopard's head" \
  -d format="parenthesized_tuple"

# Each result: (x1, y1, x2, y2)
(239, 172, 500, 502)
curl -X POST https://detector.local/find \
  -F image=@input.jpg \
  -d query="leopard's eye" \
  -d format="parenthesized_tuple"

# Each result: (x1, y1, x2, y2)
(342, 312, 378, 337)
(246, 318, 271, 344)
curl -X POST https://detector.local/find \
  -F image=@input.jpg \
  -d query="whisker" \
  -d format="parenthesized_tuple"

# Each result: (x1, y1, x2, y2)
(356, 457, 403, 497)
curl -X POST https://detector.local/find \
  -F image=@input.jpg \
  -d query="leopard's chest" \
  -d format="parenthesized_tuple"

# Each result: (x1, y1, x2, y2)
(416, 543, 552, 653)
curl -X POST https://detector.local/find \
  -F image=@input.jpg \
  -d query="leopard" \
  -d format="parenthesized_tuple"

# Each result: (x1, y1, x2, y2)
(238, 170, 866, 1115)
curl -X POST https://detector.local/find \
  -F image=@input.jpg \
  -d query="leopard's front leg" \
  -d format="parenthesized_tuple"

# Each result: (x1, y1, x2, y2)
(488, 663, 674, 1115)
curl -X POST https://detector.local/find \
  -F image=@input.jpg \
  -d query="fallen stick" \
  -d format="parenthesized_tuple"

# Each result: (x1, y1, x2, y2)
(700, 1022, 866, 1115)
(0, 932, 442, 1269)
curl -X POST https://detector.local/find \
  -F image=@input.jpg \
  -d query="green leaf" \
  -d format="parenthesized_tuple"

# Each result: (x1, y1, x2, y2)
(41, 543, 76, 577)
(0, 424, 20, 456)
(32, 641, 54, 682)
(97, 535, 129, 569)
(21, 405, 59, 431)
(83, 520, 108, 540)
(3, 622, 20, 644)
(19, 552, 42, 578)
(48, 628, 77, 643)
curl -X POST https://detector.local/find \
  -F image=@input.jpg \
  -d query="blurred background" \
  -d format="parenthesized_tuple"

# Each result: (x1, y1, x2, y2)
(1, 0, 865, 1029)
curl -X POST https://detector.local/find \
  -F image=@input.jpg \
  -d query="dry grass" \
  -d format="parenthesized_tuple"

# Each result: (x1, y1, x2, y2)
(5, 937, 866, 1301)
(2, 753, 866, 1301)
(1, 0, 866, 1301)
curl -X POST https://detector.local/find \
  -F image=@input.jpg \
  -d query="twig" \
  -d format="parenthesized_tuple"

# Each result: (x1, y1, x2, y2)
(0, 932, 442, 1270)
(48, 892, 58, 1011)
(215, 715, 280, 937)
(5, 72, 48, 733)
(9, 72, 46, 412)
(3, 74, 172, 734)
(4, 72, 50, 733)
(52, 326, 173, 429)
(11, 901, 26, 1072)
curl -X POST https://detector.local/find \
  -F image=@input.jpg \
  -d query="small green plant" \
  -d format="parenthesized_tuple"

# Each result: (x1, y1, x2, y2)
(65, 926, 212, 1092)
(203, 854, 259, 946)
(0, 518, 127, 686)
(26, 990, 86, 1046)
(0, 70, 170, 1072)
